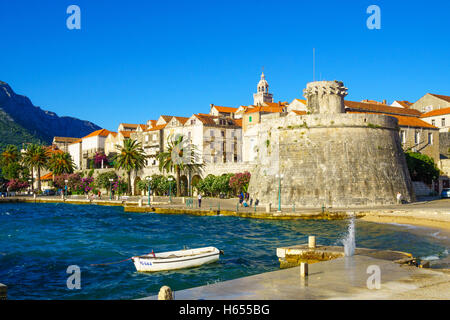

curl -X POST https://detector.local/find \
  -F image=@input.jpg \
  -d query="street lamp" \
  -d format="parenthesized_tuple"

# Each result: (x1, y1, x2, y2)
(109, 178, 114, 200)
(275, 173, 284, 213)
(168, 177, 174, 203)
(146, 177, 152, 206)
(64, 179, 68, 197)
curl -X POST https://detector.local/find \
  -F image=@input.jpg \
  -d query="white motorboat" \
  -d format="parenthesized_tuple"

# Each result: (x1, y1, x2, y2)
(132, 246, 221, 272)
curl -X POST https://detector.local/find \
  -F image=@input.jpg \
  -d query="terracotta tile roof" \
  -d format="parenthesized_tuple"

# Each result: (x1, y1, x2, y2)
(360, 99, 387, 105)
(82, 129, 111, 139)
(174, 116, 189, 125)
(45, 146, 64, 155)
(148, 120, 157, 127)
(194, 114, 217, 125)
(119, 131, 132, 138)
(53, 137, 80, 143)
(394, 101, 413, 108)
(40, 172, 53, 181)
(212, 106, 238, 113)
(108, 132, 118, 138)
(159, 115, 174, 122)
(294, 99, 307, 104)
(420, 107, 450, 118)
(292, 110, 307, 115)
(233, 119, 242, 127)
(68, 139, 82, 146)
(147, 124, 167, 132)
(120, 123, 140, 128)
(138, 124, 149, 130)
(197, 113, 218, 118)
(264, 102, 288, 108)
(344, 100, 422, 117)
(244, 105, 285, 114)
(347, 111, 438, 129)
(429, 93, 450, 103)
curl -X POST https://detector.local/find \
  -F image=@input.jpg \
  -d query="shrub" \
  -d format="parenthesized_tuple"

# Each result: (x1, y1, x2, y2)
(229, 171, 251, 194)
(96, 171, 119, 190)
(6, 179, 29, 192)
(405, 152, 440, 185)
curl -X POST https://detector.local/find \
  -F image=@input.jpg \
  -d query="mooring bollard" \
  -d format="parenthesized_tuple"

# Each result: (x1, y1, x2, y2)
(0, 283, 7, 300)
(300, 262, 308, 277)
(308, 236, 316, 249)
(158, 286, 174, 300)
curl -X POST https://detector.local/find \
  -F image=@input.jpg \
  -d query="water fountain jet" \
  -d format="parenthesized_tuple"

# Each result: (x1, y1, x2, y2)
(342, 217, 356, 257)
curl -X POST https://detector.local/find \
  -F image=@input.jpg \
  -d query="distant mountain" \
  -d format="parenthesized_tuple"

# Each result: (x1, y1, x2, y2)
(0, 81, 101, 150)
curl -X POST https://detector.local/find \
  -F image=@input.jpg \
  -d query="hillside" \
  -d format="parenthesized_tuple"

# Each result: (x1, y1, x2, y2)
(0, 109, 43, 151)
(0, 81, 101, 150)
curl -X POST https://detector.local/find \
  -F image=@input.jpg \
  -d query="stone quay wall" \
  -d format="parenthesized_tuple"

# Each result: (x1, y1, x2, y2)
(248, 112, 415, 208)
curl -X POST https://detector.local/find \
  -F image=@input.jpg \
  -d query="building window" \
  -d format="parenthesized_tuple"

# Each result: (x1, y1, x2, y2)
(428, 133, 433, 145)
(221, 131, 225, 137)
(431, 119, 436, 126)
(400, 130, 406, 144)
(415, 131, 420, 144)
(249, 116, 252, 123)
(442, 118, 446, 127)
(145, 135, 149, 142)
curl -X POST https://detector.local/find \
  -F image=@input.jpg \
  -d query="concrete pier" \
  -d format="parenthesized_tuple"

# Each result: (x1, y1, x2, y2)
(276, 244, 414, 268)
(141, 254, 450, 300)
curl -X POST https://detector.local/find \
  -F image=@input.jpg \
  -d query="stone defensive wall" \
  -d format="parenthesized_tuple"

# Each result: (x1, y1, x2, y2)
(248, 80, 415, 208)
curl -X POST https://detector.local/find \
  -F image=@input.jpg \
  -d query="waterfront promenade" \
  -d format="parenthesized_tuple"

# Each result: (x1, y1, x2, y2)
(1, 195, 449, 229)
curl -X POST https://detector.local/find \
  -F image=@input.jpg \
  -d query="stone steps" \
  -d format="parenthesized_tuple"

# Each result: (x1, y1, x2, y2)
(413, 181, 433, 196)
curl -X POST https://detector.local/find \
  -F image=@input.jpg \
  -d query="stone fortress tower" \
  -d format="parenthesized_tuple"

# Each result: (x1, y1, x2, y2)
(248, 80, 415, 208)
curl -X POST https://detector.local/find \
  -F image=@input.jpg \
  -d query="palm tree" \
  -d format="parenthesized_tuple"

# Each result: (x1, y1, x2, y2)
(47, 152, 75, 176)
(1, 145, 20, 166)
(22, 144, 39, 192)
(156, 134, 204, 197)
(29, 145, 49, 192)
(113, 139, 147, 195)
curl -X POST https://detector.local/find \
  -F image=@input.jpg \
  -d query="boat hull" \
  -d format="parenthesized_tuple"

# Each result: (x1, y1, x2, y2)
(132, 247, 220, 272)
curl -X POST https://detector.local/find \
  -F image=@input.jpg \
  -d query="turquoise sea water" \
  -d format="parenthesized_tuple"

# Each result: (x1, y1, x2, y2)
(0, 203, 448, 300)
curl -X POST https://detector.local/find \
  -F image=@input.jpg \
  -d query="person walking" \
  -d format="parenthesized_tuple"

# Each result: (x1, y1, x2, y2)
(396, 192, 402, 204)
(198, 193, 202, 208)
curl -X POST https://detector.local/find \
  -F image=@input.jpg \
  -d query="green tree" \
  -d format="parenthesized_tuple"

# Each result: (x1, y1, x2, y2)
(47, 152, 75, 176)
(405, 152, 441, 185)
(156, 134, 203, 197)
(1, 145, 28, 181)
(0, 145, 20, 166)
(196, 174, 216, 196)
(112, 139, 147, 195)
(22, 144, 39, 192)
(212, 174, 233, 197)
(95, 171, 119, 190)
(29, 145, 50, 192)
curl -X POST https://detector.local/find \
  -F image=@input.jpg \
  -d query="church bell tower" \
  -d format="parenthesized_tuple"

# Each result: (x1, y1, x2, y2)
(253, 72, 273, 106)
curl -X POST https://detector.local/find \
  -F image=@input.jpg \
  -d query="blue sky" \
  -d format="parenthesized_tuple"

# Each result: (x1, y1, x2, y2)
(0, 0, 449, 130)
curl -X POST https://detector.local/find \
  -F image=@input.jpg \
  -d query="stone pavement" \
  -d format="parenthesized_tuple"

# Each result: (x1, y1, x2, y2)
(142, 255, 450, 300)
